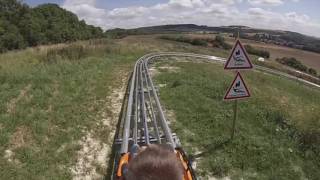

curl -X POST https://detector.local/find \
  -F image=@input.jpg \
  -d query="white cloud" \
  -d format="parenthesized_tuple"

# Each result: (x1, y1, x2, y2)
(62, 0, 106, 27)
(248, 0, 284, 6)
(286, 12, 310, 22)
(61, 0, 320, 37)
(169, 0, 205, 8)
(63, 0, 96, 6)
(247, 0, 300, 6)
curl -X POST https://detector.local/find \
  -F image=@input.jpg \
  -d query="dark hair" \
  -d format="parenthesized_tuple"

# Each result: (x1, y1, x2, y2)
(125, 144, 184, 180)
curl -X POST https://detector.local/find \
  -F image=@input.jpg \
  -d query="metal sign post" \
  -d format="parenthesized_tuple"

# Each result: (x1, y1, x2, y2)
(224, 71, 250, 140)
(224, 34, 253, 140)
(231, 99, 238, 140)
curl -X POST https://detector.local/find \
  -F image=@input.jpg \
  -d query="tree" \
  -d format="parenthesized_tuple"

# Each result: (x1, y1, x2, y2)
(0, 23, 26, 51)
(0, 0, 105, 52)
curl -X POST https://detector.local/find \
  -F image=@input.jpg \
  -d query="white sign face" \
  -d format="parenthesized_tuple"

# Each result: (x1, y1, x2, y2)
(224, 40, 253, 70)
(224, 72, 251, 100)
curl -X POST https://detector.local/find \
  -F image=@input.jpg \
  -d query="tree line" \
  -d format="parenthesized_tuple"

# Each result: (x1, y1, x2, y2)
(0, 0, 104, 53)
(159, 35, 232, 50)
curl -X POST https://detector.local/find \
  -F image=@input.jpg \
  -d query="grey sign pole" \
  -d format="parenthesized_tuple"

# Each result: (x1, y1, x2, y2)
(231, 99, 238, 140)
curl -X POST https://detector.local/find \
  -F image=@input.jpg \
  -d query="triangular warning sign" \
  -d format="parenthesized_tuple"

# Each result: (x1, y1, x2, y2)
(224, 40, 253, 70)
(224, 72, 251, 100)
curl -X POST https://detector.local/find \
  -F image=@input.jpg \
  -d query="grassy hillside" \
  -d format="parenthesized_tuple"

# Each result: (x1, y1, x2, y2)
(0, 35, 234, 179)
(154, 58, 320, 179)
(0, 34, 319, 179)
(0, 39, 146, 179)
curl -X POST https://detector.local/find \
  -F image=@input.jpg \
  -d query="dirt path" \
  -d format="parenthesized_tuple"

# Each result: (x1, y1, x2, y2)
(71, 71, 129, 180)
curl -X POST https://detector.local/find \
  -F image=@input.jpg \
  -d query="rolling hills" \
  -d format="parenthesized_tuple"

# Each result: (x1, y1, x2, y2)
(107, 24, 320, 54)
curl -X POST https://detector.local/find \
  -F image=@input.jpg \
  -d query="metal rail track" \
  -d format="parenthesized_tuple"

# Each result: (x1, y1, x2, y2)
(119, 53, 178, 155)
(111, 52, 320, 179)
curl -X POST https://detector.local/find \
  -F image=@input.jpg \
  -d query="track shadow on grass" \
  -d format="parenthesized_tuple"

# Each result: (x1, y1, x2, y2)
(104, 73, 132, 180)
(190, 139, 231, 160)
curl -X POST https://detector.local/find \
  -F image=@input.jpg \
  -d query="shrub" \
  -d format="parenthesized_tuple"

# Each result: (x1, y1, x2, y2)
(308, 68, 318, 76)
(299, 131, 320, 152)
(171, 80, 182, 88)
(244, 45, 270, 58)
(215, 35, 232, 50)
(191, 39, 207, 46)
(159, 35, 207, 47)
(159, 35, 231, 49)
(276, 57, 308, 72)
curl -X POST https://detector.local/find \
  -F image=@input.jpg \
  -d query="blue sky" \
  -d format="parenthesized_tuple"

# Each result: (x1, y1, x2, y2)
(23, 0, 320, 37)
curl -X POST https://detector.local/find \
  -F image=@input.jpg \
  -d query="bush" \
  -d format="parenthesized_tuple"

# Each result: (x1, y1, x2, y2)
(299, 131, 320, 152)
(215, 35, 232, 50)
(159, 35, 207, 47)
(171, 80, 182, 88)
(244, 45, 270, 58)
(276, 57, 308, 72)
(159, 35, 231, 49)
(191, 39, 207, 46)
(105, 28, 128, 39)
(308, 68, 318, 76)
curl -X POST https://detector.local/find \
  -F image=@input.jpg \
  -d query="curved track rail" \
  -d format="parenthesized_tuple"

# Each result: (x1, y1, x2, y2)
(111, 52, 320, 179)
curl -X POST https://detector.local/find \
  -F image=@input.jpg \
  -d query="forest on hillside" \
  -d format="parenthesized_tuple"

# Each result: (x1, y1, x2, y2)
(0, 0, 104, 52)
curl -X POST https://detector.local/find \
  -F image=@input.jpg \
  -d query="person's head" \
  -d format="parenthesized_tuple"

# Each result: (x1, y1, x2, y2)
(125, 144, 184, 180)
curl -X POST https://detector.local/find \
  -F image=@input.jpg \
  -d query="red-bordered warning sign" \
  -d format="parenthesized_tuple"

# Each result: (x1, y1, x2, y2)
(224, 72, 251, 100)
(224, 40, 253, 70)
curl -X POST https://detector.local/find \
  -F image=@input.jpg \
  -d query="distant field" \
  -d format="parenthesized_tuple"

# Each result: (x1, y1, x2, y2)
(187, 33, 320, 71)
(228, 38, 320, 71)
(154, 58, 320, 179)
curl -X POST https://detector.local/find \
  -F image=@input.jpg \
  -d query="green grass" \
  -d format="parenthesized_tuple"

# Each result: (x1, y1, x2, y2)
(0, 34, 319, 179)
(0, 33, 228, 179)
(0, 35, 232, 179)
(154, 59, 320, 180)
(0, 39, 146, 179)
